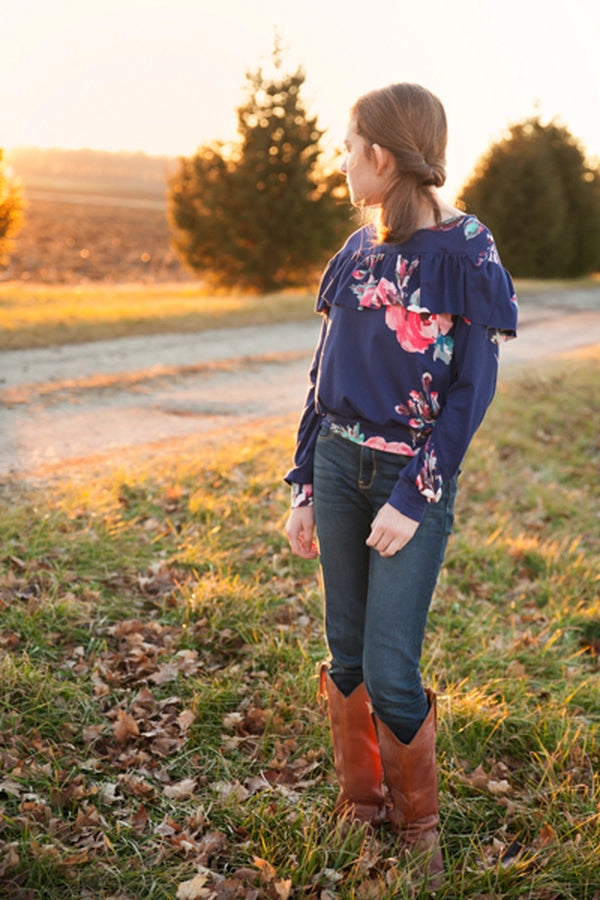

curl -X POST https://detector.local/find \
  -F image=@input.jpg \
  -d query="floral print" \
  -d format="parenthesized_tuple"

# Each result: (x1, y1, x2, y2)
(351, 248, 456, 361)
(286, 214, 518, 521)
(395, 372, 440, 440)
(328, 421, 416, 457)
(364, 435, 416, 456)
(463, 218, 485, 240)
(329, 421, 366, 444)
(385, 306, 454, 357)
(415, 444, 442, 503)
(290, 482, 314, 509)
(352, 275, 399, 308)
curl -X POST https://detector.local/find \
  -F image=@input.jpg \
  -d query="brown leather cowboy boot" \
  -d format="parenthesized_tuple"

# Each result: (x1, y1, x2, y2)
(319, 665, 387, 826)
(374, 689, 444, 891)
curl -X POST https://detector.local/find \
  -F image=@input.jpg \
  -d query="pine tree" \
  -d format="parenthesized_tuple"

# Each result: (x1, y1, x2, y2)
(168, 45, 348, 292)
(0, 150, 24, 267)
(459, 117, 600, 278)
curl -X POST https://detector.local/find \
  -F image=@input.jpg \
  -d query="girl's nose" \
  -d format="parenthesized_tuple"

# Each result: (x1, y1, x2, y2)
(340, 155, 348, 175)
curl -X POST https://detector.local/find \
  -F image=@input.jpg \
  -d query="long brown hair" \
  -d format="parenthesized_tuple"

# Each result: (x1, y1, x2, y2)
(352, 83, 447, 244)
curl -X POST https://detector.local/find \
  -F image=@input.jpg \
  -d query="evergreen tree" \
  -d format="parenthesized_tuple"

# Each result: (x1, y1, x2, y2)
(0, 150, 24, 267)
(168, 46, 348, 292)
(459, 117, 600, 278)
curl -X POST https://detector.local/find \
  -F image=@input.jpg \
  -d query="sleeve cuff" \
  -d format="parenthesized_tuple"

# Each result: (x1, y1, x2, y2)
(387, 477, 428, 523)
(290, 483, 314, 508)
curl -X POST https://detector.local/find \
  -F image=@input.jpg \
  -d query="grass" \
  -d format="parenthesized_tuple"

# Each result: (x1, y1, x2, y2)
(0, 282, 317, 351)
(0, 348, 599, 898)
(1, 276, 599, 352)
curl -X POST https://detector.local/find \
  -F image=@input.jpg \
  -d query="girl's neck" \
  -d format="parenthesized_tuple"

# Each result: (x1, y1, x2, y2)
(417, 190, 461, 230)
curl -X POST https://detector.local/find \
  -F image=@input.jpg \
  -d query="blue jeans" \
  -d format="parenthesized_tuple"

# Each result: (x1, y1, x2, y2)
(313, 427, 457, 743)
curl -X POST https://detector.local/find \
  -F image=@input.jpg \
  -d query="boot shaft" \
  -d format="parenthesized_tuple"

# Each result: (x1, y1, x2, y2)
(373, 690, 444, 888)
(320, 666, 387, 824)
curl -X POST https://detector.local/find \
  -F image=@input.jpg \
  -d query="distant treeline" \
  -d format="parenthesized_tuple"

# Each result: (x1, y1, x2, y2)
(7, 146, 178, 196)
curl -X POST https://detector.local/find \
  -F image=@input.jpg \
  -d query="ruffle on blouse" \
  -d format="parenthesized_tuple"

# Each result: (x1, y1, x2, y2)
(316, 218, 518, 339)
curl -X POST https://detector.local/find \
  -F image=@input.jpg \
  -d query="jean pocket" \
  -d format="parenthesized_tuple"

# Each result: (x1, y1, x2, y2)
(317, 423, 335, 442)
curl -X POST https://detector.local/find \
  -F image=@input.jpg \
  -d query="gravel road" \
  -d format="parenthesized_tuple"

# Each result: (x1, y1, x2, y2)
(1, 289, 599, 481)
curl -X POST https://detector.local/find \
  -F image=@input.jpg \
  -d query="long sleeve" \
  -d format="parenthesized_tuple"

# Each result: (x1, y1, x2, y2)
(388, 318, 500, 520)
(284, 315, 328, 485)
(284, 216, 517, 511)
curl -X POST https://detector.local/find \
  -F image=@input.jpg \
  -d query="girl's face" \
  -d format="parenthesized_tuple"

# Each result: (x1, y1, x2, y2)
(340, 118, 386, 207)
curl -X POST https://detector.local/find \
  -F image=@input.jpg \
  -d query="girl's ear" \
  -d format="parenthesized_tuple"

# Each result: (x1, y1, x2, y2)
(371, 143, 394, 176)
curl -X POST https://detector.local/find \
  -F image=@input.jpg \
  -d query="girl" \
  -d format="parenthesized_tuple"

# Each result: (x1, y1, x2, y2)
(284, 83, 517, 889)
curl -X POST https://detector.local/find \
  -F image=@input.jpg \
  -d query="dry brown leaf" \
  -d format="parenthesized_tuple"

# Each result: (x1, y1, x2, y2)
(113, 710, 140, 744)
(0, 841, 20, 877)
(458, 764, 489, 791)
(131, 804, 149, 834)
(254, 857, 277, 879)
(215, 780, 250, 803)
(177, 709, 196, 732)
(164, 778, 197, 800)
(535, 823, 557, 847)
(487, 779, 511, 796)
(196, 830, 227, 865)
(176, 873, 209, 900)
(0, 779, 23, 797)
(356, 878, 388, 900)
(274, 879, 292, 899)
(150, 735, 182, 757)
(82, 724, 106, 744)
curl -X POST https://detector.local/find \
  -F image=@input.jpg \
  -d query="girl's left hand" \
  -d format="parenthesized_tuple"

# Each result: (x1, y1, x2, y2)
(366, 503, 419, 557)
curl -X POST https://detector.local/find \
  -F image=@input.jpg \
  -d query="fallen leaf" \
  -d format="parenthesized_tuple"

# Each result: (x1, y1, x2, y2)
(164, 778, 197, 800)
(177, 709, 196, 732)
(535, 823, 557, 847)
(0, 779, 23, 797)
(215, 780, 250, 803)
(274, 879, 292, 899)
(196, 830, 227, 865)
(0, 841, 20, 877)
(131, 804, 149, 834)
(487, 779, 511, 796)
(176, 873, 209, 900)
(113, 710, 140, 744)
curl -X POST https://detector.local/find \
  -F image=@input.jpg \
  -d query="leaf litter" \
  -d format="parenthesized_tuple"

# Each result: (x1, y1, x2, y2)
(1, 360, 600, 897)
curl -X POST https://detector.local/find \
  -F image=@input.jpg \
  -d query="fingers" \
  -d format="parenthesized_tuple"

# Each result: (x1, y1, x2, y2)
(365, 529, 402, 557)
(366, 503, 419, 557)
(290, 532, 318, 559)
(367, 537, 407, 556)
(285, 509, 319, 559)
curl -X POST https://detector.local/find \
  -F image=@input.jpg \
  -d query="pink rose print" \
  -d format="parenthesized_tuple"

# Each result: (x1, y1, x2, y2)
(384, 307, 431, 353)
(364, 436, 416, 456)
(384, 307, 453, 354)
(356, 276, 399, 309)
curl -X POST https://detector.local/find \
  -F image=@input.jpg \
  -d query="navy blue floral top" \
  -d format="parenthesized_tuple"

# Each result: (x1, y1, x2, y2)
(285, 214, 518, 522)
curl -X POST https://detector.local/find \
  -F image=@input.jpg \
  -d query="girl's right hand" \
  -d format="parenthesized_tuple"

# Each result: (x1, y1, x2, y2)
(285, 507, 319, 559)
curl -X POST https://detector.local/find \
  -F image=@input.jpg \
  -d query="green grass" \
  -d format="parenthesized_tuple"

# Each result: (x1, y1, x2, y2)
(0, 351, 599, 898)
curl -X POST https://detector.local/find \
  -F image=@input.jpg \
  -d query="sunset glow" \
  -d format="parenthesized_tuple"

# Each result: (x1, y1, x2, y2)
(3, 0, 599, 198)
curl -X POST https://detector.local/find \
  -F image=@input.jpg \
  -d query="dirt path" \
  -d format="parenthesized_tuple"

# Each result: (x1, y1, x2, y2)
(1, 292, 599, 482)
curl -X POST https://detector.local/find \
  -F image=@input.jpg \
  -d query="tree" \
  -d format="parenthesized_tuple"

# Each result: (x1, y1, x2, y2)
(0, 150, 24, 268)
(459, 117, 600, 278)
(168, 45, 348, 292)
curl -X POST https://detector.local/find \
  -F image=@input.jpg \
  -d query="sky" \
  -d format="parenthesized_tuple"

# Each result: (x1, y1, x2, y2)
(3, 0, 599, 198)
